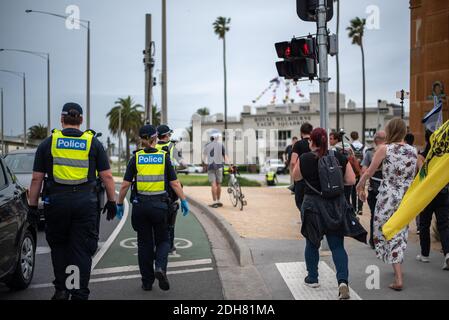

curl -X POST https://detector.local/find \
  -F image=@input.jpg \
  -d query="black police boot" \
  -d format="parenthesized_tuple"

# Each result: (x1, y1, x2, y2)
(51, 289, 70, 300)
(154, 268, 170, 291)
(142, 282, 153, 291)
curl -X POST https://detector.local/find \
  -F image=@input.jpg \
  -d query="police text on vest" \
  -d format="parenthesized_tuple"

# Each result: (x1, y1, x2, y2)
(56, 138, 88, 151)
(138, 154, 164, 165)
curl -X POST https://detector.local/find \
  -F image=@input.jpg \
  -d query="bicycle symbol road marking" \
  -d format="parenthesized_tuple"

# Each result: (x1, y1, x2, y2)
(120, 237, 192, 250)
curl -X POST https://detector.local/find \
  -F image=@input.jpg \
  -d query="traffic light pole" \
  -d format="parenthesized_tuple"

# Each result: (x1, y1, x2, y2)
(317, 0, 330, 133)
(145, 14, 153, 125)
(317, 0, 330, 252)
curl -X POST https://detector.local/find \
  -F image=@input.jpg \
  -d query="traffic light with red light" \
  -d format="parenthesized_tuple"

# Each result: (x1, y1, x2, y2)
(274, 37, 317, 80)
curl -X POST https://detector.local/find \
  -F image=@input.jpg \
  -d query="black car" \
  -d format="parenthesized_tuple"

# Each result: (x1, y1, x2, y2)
(0, 157, 37, 290)
(4, 149, 45, 229)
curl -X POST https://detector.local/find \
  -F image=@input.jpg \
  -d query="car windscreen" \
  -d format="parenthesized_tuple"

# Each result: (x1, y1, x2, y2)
(4, 153, 35, 174)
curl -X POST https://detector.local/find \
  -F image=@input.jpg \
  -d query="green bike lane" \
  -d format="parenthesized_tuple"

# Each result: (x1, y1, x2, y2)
(88, 191, 224, 300)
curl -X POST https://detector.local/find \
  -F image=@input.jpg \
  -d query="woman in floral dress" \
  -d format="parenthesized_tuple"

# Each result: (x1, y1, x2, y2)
(357, 118, 419, 291)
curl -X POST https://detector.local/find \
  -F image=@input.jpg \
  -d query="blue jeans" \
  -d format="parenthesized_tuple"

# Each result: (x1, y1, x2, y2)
(305, 234, 349, 285)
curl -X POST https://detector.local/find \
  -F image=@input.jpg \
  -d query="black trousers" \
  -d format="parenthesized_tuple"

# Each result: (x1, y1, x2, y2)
(344, 186, 352, 206)
(367, 190, 379, 247)
(419, 191, 449, 257)
(294, 181, 306, 214)
(351, 178, 363, 212)
(44, 191, 98, 300)
(131, 199, 170, 286)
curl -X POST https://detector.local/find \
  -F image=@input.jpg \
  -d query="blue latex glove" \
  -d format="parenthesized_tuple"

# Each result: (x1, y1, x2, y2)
(116, 204, 124, 220)
(181, 199, 189, 216)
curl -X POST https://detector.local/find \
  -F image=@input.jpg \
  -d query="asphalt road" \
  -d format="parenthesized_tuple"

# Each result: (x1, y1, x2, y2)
(0, 185, 223, 300)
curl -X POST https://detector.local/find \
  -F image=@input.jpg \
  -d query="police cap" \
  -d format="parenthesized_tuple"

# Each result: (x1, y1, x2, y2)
(139, 125, 158, 139)
(61, 102, 83, 116)
(157, 125, 173, 137)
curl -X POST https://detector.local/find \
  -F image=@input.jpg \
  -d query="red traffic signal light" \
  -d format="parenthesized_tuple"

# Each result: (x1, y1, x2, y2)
(275, 37, 317, 80)
(275, 42, 292, 59)
(291, 38, 315, 58)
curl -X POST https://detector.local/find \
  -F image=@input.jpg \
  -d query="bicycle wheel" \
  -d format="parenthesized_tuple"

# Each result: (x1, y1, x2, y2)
(228, 181, 238, 207)
(235, 182, 245, 211)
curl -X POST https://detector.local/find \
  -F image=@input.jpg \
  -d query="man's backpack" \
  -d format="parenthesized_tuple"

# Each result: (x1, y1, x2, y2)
(305, 150, 345, 199)
(351, 144, 365, 162)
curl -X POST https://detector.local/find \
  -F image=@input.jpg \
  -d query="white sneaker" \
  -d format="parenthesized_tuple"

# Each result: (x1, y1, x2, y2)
(416, 254, 430, 263)
(338, 283, 350, 300)
(443, 254, 449, 271)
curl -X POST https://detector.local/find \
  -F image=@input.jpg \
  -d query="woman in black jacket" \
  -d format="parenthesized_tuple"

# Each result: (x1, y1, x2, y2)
(293, 128, 358, 300)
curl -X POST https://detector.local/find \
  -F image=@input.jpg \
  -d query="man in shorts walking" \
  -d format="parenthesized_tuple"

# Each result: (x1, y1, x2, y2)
(203, 133, 229, 208)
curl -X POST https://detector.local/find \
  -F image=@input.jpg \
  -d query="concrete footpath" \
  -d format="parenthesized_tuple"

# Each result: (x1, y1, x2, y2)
(185, 186, 449, 300)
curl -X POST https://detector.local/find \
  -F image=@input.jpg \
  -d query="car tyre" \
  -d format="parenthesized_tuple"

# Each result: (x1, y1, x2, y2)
(6, 230, 36, 290)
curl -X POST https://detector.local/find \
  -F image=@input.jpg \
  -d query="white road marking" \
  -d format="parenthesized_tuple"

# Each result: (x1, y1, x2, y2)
(91, 259, 213, 276)
(37, 242, 106, 255)
(29, 267, 214, 289)
(91, 193, 129, 271)
(276, 262, 362, 300)
(89, 268, 214, 284)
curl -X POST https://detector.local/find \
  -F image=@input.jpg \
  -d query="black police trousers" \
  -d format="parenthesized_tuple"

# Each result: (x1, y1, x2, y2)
(131, 198, 170, 286)
(44, 191, 98, 300)
(419, 191, 449, 257)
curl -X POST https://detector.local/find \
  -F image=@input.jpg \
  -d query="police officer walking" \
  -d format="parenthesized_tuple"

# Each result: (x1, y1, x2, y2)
(156, 125, 186, 254)
(116, 125, 189, 291)
(28, 103, 118, 300)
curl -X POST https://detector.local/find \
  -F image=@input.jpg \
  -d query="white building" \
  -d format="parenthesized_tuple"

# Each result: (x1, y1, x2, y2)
(190, 92, 409, 165)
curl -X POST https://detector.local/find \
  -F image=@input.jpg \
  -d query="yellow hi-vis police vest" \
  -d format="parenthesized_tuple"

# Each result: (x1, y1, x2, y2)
(136, 150, 167, 196)
(51, 129, 94, 185)
(156, 142, 174, 163)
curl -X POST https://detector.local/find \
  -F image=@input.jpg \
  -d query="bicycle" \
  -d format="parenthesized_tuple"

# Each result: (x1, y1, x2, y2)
(227, 166, 247, 211)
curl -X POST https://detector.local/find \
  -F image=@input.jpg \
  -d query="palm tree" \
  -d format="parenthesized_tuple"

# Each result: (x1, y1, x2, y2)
(107, 96, 144, 161)
(213, 16, 231, 131)
(28, 124, 48, 140)
(334, 0, 340, 132)
(347, 17, 367, 145)
(196, 107, 210, 116)
(152, 105, 162, 126)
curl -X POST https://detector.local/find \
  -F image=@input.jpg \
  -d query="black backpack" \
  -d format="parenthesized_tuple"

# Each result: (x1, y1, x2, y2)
(351, 144, 365, 162)
(305, 150, 344, 199)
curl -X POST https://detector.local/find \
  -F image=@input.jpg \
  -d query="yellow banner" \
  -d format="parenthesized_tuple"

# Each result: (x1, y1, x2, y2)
(383, 121, 449, 240)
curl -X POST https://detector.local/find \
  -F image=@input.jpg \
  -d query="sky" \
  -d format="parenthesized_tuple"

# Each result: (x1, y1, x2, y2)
(0, 0, 411, 143)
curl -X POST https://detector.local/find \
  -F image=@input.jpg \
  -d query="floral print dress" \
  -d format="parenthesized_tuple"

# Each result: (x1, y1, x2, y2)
(374, 144, 418, 264)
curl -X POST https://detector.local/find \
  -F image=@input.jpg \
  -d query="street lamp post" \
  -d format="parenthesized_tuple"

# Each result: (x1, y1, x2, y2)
(0, 49, 51, 136)
(161, 0, 168, 124)
(118, 106, 122, 175)
(26, 9, 91, 129)
(1, 88, 4, 154)
(0, 70, 27, 148)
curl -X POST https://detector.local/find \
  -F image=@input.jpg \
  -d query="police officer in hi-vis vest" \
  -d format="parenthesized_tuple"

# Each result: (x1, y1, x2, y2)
(156, 125, 187, 255)
(116, 125, 189, 291)
(29, 103, 117, 300)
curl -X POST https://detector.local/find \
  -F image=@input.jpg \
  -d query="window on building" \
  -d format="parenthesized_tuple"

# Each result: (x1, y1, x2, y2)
(278, 130, 291, 141)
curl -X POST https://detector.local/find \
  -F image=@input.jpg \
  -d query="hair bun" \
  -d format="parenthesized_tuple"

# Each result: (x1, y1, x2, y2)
(68, 109, 80, 118)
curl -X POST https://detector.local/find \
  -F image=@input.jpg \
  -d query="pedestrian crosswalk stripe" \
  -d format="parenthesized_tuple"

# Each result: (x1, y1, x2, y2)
(91, 259, 213, 276)
(276, 262, 362, 300)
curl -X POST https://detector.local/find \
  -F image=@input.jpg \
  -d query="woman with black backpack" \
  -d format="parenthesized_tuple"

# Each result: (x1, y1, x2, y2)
(293, 128, 366, 300)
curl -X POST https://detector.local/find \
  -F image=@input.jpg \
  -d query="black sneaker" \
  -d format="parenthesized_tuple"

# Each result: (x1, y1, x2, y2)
(155, 268, 170, 291)
(51, 289, 70, 300)
(304, 276, 320, 288)
(141, 283, 153, 291)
